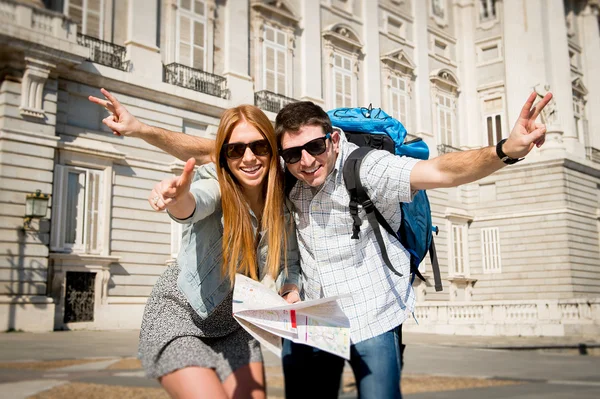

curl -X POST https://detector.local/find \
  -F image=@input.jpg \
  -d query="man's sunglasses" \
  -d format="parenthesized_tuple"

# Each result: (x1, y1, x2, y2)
(280, 133, 331, 164)
(223, 139, 271, 160)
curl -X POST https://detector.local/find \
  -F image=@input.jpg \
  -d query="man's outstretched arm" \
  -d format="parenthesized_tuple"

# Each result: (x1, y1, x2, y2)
(410, 91, 553, 191)
(89, 88, 216, 165)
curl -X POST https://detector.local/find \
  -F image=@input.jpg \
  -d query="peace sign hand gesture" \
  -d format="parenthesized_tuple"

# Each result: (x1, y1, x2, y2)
(88, 88, 145, 138)
(502, 91, 553, 159)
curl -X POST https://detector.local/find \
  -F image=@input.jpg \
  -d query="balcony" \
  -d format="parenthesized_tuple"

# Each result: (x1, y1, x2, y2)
(77, 33, 129, 71)
(255, 90, 297, 114)
(0, 1, 88, 61)
(163, 63, 228, 98)
(437, 144, 462, 154)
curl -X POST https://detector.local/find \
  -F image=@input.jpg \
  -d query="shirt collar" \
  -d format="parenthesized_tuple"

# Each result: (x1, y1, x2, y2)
(331, 127, 350, 185)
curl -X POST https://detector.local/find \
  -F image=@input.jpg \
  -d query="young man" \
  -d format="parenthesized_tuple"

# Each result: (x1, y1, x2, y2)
(90, 89, 552, 398)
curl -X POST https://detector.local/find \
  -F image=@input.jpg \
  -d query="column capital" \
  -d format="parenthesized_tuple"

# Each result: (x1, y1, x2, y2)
(19, 56, 56, 119)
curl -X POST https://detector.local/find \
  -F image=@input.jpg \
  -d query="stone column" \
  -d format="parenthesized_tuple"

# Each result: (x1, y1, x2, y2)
(125, 0, 162, 79)
(223, 0, 254, 104)
(503, 0, 565, 155)
(413, 0, 433, 136)
(362, 1, 381, 106)
(299, 0, 324, 104)
(543, 0, 583, 157)
(453, 0, 479, 147)
(580, 3, 600, 150)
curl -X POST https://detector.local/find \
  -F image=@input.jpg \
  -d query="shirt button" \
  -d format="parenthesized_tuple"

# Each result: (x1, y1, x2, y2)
(311, 205, 318, 212)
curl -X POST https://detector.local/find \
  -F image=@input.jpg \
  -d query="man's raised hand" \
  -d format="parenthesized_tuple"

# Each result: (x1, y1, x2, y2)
(88, 88, 145, 138)
(149, 158, 196, 212)
(503, 91, 553, 159)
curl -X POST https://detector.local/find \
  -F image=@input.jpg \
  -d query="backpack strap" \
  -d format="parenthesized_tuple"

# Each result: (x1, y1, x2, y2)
(429, 238, 443, 292)
(376, 206, 443, 292)
(284, 168, 298, 198)
(343, 147, 404, 277)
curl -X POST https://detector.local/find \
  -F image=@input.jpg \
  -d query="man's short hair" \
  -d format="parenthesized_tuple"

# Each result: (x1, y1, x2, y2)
(275, 101, 333, 144)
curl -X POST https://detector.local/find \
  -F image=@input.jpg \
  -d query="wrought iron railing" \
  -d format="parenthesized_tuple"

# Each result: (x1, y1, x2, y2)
(254, 90, 297, 114)
(77, 33, 129, 71)
(64, 271, 95, 323)
(437, 144, 462, 154)
(163, 63, 229, 98)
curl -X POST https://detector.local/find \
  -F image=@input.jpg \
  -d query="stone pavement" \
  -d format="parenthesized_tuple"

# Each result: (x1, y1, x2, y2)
(0, 330, 598, 399)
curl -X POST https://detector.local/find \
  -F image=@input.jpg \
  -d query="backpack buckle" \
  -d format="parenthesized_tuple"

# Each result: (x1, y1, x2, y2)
(349, 200, 361, 239)
(362, 199, 375, 213)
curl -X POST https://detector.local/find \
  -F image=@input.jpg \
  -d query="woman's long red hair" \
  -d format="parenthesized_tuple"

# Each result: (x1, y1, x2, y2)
(214, 105, 286, 283)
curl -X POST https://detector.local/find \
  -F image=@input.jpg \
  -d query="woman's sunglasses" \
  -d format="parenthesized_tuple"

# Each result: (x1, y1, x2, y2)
(223, 139, 271, 160)
(280, 133, 331, 164)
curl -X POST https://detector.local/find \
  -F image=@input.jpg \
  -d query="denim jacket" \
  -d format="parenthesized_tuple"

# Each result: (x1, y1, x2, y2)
(170, 163, 301, 319)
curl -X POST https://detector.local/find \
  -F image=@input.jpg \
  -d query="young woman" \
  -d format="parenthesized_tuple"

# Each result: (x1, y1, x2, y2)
(138, 105, 301, 399)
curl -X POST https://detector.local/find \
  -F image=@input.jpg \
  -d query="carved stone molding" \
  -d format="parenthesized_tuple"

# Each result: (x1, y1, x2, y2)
(430, 68, 460, 95)
(381, 49, 416, 77)
(322, 24, 363, 53)
(19, 57, 55, 119)
(251, 0, 300, 26)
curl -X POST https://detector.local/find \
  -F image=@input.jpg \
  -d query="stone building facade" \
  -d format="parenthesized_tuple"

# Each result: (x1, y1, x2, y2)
(0, 0, 599, 335)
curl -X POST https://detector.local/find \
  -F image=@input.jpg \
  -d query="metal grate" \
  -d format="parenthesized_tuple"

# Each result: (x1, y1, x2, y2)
(254, 90, 297, 114)
(163, 63, 229, 98)
(64, 271, 95, 323)
(77, 33, 129, 71)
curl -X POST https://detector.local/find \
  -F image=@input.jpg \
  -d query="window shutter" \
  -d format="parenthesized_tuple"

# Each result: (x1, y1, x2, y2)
(86, 169, 103, 254)
(51, 165, 66, 251)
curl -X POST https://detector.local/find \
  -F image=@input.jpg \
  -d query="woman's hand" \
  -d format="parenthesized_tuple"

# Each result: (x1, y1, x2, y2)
(280, 284, 301, 304)
(149, 158, 197, 220)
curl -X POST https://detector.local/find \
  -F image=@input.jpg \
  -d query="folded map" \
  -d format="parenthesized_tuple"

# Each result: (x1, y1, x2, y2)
(232, 274, 352, 360)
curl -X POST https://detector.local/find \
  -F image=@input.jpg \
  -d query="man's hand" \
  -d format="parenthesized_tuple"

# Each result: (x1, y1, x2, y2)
(88, 88, 145, 138)
(503, 91, 553, 159)
(149, 158, 196, 212)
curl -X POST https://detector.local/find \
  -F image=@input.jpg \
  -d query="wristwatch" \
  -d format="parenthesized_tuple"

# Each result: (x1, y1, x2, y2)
(496, 138, 523, 165)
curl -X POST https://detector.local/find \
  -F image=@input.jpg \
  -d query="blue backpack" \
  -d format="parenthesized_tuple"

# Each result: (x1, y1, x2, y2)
(328, 105, 443, 291)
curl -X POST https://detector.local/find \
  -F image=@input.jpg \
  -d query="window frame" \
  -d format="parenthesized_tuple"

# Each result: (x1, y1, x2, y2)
(475, 38, 503, 66)
(481, 227, 501, 274)
(478, 0, 498, 24)
(573, 93, 586, 144)
(430, 0, 448, 27)
(63, 0, 105, 39)
(449, 222, 469, 277)
(51, 164, 108, 255)
(331, 51, 355, 109)
(175, 0, 208, 71)
(481, 95, 505, 146)
(262, 24, 288, 95)
(389, 74, 410, 128)
(386, 15, 406, 40)
(436, 91, 456, 147)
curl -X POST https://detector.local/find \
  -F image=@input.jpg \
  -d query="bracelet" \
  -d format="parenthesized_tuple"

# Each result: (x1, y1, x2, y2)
(280, 289, 299, 297)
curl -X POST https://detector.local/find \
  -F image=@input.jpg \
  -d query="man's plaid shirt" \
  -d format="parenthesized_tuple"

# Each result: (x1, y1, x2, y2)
(288, 133, 420, 343)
